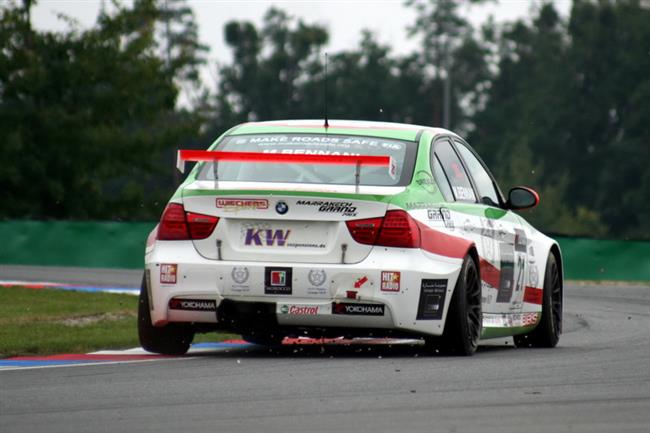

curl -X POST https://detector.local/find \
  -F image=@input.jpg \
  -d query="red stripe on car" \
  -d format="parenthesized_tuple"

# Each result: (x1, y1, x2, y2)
(523, 286, 544, 305)
(479, 258, 501, 288)
(416, 221, 473, 259)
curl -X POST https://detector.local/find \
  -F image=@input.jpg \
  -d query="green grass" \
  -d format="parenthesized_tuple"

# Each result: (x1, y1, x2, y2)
(0, 287, 238, 358)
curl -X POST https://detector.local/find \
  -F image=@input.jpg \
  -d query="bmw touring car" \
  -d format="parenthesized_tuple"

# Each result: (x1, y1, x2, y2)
(138, 120, 563, 356)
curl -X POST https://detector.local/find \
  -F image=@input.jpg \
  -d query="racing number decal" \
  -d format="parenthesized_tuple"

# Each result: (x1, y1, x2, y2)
(512, 229, 528, 305)
(496, 243, 515, 303)
(495, 229, 527, 304)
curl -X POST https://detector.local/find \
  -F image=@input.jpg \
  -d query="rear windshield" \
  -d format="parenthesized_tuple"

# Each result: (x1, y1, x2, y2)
(197, 133, 417, 186)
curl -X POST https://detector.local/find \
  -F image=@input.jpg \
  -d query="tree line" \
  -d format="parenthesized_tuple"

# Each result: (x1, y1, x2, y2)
(1, 0, 648, 239)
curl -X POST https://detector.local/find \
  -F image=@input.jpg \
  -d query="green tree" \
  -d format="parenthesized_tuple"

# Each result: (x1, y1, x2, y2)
(471, 1, 650, 239)
(0, 0, 203, 220)
(406, 0, 491, 132)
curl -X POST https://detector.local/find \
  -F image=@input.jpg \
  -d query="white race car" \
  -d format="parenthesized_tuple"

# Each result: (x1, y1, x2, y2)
(138, 120, 563, 356)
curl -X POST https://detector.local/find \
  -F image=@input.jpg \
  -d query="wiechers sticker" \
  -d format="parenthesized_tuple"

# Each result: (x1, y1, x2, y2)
(216, 198, 268, 211)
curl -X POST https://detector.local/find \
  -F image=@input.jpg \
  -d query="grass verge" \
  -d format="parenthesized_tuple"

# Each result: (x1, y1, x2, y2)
(0, 286, 238, 358)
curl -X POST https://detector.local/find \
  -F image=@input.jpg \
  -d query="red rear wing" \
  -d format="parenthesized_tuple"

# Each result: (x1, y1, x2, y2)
(177, 150, 397, 190)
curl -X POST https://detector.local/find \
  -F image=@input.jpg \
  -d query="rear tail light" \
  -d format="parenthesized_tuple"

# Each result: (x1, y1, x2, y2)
(346, 210, 421, 248)
(158, 203, 188, 240)
(186, 212, 219, 239)
(157, 203, 219, 240)
(345, 217, 383, 245)
(376, 210, 421, 248)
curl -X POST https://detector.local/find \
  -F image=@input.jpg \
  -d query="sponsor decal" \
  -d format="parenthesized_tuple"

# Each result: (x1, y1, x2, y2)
(275, 201, 289, 215)
(514, 228, 528, 253)
(416, 177, 436, 186)
(169, 298, 216, 311)
(308, 269, 327, 287)
(483, 313, 539, 328)
(427, 207, 454, 230)
(271, 271, 286, 286)
(479, 217, 501, 240)
(353, 276, 368, 289)
(405, 202, 438, 210)
(528, 265, 539, 288)
(244, 228, 291, 246)
(497, 242, 515, 303)
(264, 149, 361, 156)
(453, 186, 475, 201)
(160, 264, 177, 284)
(231, 267, 250, 285)
(416, 279, 447, 320)
(265, 267, 292, 295)
(522, 312, 539, 326)
(483, 314, 502, 327)
(479, 218, 497, 262)
(380, 271, 401, 292)
(296, 200, 357, 217)
(332, 303, 385, 316)
(414, 170, 437, 193)
(496, 224, 507, 240)
(389, 159, 397, 178)
(216, 198, 268, 211)
(279, 305, 320, 315)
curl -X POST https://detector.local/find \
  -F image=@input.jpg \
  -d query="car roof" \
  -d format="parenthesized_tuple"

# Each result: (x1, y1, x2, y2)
(229, 119, 458, 142)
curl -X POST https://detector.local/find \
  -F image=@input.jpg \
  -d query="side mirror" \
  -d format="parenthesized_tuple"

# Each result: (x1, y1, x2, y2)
(507, 186, 539, 210)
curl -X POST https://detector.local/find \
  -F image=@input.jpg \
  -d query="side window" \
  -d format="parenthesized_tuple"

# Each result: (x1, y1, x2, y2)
(434, 139, 476, 202)
(432, 156, 454, 201)
(455, 142, 501, 207)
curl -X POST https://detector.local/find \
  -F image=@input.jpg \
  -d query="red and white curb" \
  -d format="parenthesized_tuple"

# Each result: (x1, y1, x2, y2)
(0, 280, 139, 295)
(0, 338, 424, 371)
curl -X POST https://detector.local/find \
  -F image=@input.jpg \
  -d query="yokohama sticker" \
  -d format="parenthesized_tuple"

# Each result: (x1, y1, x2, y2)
(160, 264, 177, 284)
(332, 303, 385, 316)
(169, 298, 216, 311)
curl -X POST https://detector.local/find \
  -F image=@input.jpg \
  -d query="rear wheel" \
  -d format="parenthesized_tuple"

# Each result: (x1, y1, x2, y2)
(426, 255, 482, 356)
(514, 253, 562, 348)
(138, 274, 194, 355)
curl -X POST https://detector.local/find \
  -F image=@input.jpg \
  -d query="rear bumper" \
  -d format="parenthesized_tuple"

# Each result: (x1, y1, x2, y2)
(145, 240, 463, 337)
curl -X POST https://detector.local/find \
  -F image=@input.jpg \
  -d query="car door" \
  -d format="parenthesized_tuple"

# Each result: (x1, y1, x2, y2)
(431, 136, 527, 315)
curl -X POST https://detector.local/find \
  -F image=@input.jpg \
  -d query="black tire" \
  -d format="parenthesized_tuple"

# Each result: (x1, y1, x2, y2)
(425, 255, 482, 356)
(138, 274, 194, 355)
(514, 253, 562, 348)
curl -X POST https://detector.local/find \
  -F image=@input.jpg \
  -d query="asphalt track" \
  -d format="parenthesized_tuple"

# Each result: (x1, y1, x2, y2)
(1, 267, 649, 433)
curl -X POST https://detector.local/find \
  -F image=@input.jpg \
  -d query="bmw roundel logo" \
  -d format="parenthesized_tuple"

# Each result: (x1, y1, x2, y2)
(275, 201, 289, 215)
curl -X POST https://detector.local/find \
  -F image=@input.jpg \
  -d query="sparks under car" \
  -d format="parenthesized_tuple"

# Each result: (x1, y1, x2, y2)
(138, 120, 563, 356)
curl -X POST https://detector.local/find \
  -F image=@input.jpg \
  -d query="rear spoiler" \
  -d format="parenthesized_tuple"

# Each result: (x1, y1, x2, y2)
(177, 150, 397, 192)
